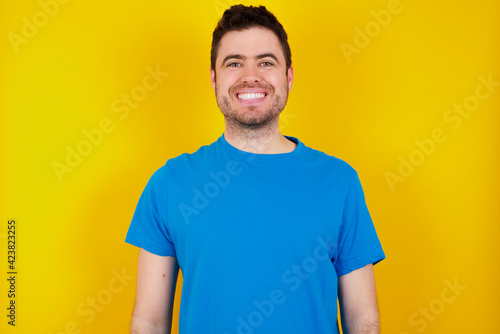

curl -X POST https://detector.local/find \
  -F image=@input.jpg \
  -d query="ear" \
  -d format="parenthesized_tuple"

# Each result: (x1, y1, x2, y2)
(287, 65, 294, 92)
(210, 67, 216, 93)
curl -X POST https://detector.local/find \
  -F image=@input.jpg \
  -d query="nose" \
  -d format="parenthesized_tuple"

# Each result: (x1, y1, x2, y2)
(241, 64, 261, 83)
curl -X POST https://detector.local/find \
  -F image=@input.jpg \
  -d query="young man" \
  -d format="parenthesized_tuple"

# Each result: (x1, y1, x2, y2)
(126, 5, 385, 334)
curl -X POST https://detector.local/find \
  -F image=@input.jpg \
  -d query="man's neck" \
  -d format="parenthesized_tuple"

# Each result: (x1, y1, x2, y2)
(223, 119, 296, 154)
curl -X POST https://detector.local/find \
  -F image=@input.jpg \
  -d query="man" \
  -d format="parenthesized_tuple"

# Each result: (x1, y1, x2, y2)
(126, 5, 385, 334)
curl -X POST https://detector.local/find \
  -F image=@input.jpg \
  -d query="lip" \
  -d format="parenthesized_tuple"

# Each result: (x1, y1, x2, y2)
(234, 88, 269, 95)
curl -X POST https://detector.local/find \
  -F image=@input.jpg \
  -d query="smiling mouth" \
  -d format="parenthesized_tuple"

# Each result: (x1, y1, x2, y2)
(235, 91, 269, 106)
(237, 92, 267, 100)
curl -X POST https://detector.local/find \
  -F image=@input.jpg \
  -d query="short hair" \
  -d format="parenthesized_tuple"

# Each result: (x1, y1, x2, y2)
(211, 5, 292, 73)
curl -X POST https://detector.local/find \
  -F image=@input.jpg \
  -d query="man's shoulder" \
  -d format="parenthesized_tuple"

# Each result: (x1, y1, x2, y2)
(299, 141, 358, 178)
(159, 137, 220, 172)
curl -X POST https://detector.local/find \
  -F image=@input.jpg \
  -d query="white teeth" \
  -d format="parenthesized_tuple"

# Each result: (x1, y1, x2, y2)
(237, 92, 265, 100)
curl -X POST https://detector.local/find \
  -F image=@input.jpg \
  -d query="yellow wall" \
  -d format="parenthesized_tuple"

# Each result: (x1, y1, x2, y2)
(1, 0, 498, 333)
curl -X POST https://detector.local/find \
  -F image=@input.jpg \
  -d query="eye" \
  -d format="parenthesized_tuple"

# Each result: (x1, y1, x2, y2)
(261, 61, 273, 67)
(227, 62, 241, 67)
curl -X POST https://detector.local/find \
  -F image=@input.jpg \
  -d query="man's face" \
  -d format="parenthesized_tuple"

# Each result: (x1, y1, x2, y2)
(210, 27, 293, 128)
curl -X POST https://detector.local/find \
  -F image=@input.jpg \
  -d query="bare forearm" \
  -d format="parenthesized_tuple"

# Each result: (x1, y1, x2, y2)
(338, 264, 381, 334)
(130, 315, 171, 334)
(131, 250, 178, 334)
(343, 314, 379, 334)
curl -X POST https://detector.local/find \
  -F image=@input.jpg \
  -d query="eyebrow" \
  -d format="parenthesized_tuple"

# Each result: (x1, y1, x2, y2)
(221, 53, 280, 66)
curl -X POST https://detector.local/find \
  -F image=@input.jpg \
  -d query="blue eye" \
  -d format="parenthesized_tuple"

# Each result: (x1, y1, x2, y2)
(261, 61, 273, 66)
(227, 62, 241, 67)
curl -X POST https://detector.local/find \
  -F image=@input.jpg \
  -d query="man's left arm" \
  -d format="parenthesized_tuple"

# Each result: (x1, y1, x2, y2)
(338, 263, 380, 334)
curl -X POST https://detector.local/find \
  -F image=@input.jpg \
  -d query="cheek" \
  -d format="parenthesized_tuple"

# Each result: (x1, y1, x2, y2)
(216, 82, 232, 98)
(217, 76, 235, 93)
(269, 72, 287, 87)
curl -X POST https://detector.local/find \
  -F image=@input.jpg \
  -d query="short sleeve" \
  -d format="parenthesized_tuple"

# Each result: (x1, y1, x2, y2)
(334, 172, 385, 276)
(125, 166, 176, 257)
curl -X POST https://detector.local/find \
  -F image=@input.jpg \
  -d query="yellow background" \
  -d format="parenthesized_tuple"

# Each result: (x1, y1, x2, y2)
(1, 0, 499, 333)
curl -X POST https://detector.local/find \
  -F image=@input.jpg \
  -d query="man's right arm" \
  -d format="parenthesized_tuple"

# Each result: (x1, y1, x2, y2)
(131, 248, 179, 334)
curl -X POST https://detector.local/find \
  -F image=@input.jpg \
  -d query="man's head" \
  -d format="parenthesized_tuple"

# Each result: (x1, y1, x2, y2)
(210, 5, 294, 130)
(210, 5, 292, 76)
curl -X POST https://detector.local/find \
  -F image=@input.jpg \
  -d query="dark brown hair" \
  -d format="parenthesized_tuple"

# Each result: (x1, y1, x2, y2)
(211, 5, 292, 73)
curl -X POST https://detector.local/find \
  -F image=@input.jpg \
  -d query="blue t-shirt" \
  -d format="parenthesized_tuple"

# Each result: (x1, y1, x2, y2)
(125, 134, 385, 334)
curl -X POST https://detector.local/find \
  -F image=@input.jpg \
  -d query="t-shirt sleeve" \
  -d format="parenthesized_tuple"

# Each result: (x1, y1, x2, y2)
(334, 172, 385, 276)
(125, 166, 176, 257)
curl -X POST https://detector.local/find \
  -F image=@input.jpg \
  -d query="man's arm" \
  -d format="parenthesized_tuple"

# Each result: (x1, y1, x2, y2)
(338, 263, 380, 334)
(131, 248, 179, 334)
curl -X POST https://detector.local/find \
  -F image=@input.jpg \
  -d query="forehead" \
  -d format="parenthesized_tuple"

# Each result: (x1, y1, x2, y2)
(217, 27, 284, 63)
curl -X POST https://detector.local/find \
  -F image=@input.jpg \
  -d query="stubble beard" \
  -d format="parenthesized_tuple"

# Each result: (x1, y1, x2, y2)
(215, 81, 289, 132)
